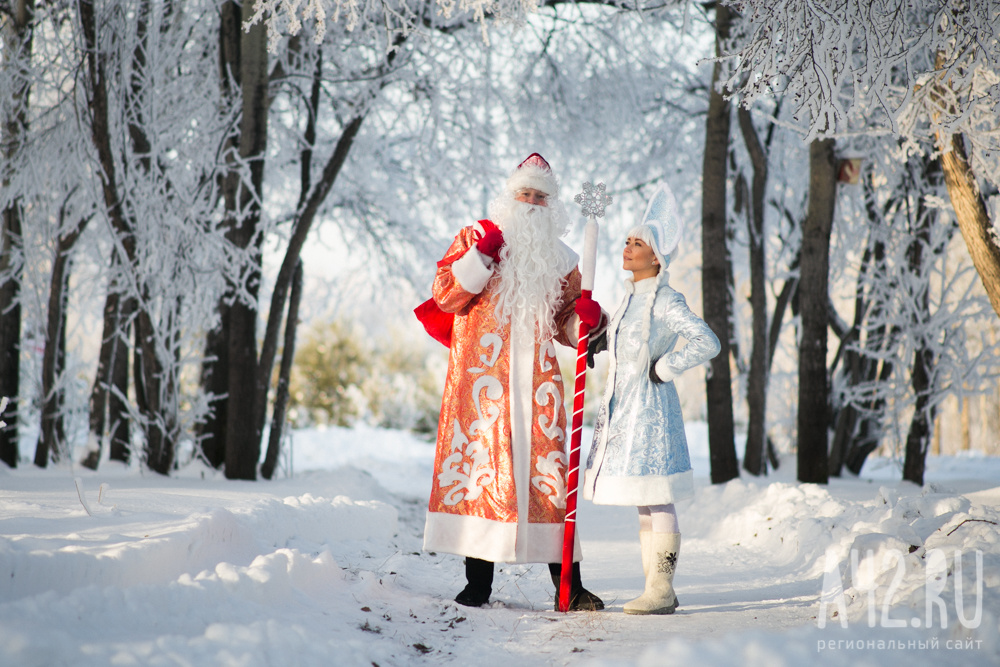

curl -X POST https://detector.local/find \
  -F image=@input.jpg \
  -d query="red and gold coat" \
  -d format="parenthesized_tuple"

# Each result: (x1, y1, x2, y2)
(422, 221, 584, 563)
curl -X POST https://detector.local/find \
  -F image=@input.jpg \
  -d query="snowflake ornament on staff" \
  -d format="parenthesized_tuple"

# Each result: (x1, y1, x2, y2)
(559, 181, 610, 612)
(574, 181, 613, 219)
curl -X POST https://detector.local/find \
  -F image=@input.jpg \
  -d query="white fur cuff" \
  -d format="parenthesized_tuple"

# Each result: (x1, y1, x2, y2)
(654, 356, 677, 383)
(451, 248, 494, 294)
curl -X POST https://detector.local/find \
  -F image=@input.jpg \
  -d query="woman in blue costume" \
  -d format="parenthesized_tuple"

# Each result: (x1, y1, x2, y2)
(583, 185, 720, 615)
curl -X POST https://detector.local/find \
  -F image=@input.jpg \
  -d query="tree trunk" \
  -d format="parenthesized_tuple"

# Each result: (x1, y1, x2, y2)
(133, 304, 177, 475)
(79, 0, 176, 474)
(901, 154, 945, 486)
(107, 311, 131, 463)
(937, 132, 1000, 318)
(260, 52, 317, 481)
(197, 319, 228, 468)
(249, 44, 372, 470)
(0, 0, 34, 468)
(843, 326, 898, 475)
(197, 0, 243, 467)
(128, 0, 178, 475)
(902, 347, 934, 486)
(829, 227, 875, 477)
(35, 212, 88, 467)
(903, 282, 935, 486)
(262, 261, 303, 480)
(797, 138, 837, 484)
(768, 260, 798, 371)
(254, 114, 364, 443)
(0, 205, 22, 469)
(701, 2, 738, 484)
(737, 106, 769, 476)
(84, 289, 134, 469)
(223, 2, 270, 480)
(926, 46, 1000, 318)
(838, 173, 898, 476)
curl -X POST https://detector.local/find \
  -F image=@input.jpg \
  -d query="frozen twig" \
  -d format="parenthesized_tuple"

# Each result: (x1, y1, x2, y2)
(946, 518, 998, 537)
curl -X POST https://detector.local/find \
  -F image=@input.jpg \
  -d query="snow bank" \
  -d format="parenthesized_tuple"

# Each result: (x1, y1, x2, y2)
(0, 466, 397, 598)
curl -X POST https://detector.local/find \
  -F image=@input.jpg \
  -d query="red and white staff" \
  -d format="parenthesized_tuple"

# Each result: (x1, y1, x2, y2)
(559, 182, 612, 612)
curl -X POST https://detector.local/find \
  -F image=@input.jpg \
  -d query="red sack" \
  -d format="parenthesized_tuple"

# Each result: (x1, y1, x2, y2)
(414, 297, 454, 348)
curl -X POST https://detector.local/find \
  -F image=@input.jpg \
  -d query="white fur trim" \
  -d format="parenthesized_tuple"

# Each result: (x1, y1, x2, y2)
(582, 293, 629, 501)
(654, 356, 678, 383)
(422, 512, 581, 563)
(451, 248, 494, 294)
(509, 324, 535, 562)
(582, 469, 695, 506)
(629, 276, 658, 293)
(506, 164, 558, 197)
(556, 239, 579, 275)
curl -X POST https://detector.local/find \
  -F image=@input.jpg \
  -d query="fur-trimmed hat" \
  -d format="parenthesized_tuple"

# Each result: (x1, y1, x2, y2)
(505, 153, 559, 197)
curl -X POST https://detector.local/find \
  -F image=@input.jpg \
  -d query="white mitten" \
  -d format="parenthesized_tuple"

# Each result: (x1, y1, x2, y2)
(653, 356, 677, 383)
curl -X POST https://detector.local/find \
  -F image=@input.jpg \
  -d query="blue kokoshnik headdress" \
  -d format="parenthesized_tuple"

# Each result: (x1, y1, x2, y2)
(639, 184, 683, 268)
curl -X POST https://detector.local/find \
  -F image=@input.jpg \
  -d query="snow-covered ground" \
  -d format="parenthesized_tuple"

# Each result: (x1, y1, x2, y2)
(1, 423, 998, 666)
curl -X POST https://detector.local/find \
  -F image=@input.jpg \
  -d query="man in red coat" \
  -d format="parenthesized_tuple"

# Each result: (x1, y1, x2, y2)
(422, 154, 604, 610)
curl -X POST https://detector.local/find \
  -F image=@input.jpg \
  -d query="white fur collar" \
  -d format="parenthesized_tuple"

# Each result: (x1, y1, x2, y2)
(624, 273, 667, 294)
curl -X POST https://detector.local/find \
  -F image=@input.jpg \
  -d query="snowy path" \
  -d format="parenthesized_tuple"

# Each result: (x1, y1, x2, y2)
(382, 488, 826, 665)
(581, 501, 819, 630)
(361, 444, 1000, 667)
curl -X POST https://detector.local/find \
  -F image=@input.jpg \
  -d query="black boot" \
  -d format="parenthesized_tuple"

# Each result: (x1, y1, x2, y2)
(548, 562, 604, 611)
(455, 557, 494, 607)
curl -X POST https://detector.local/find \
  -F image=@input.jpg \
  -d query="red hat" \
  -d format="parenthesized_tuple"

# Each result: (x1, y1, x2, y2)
(506, 152, 558, 197)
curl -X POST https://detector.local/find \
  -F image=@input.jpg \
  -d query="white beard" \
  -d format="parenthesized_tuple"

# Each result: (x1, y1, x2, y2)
(489, 197, 570, 341)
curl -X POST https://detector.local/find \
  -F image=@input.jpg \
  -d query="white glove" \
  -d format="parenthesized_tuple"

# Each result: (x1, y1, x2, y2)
(653, 356, 677, 383)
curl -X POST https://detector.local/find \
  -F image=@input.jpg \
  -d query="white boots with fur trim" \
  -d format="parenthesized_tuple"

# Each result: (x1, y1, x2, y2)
(624, 532, 680, 615)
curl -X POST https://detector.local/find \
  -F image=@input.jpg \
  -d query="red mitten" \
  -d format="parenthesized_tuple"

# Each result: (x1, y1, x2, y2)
(575, 295, 601, 328)
(476, 227, 504, 263)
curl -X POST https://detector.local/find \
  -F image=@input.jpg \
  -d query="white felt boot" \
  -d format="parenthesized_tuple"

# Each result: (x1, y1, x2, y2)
(623, 532, 680, 615)
(638, 530, 651, 576)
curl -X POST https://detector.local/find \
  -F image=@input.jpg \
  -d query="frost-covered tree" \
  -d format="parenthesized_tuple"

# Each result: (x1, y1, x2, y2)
(245, 0, 566, 52)
(721, 0, 1000, 319)
(828, 143, 999, 484)
(71, 0, 231, 473)
(1, 0, 238, 472)
(730, 97, 807, 477)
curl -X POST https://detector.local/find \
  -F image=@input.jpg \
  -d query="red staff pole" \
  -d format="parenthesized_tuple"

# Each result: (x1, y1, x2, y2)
(559, 218, 599, 613)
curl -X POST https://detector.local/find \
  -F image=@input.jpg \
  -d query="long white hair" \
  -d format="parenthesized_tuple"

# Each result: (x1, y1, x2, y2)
(488, 191, 571, 341)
